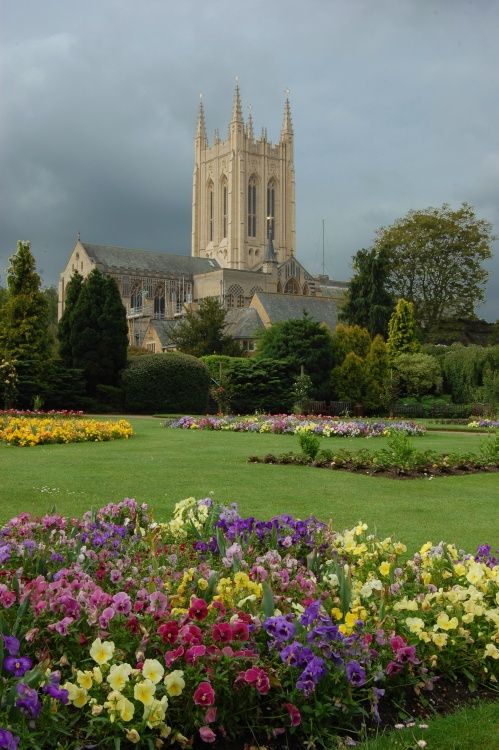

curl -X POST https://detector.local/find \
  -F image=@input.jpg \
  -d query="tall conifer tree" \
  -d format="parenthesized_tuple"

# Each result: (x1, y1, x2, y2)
(387, 299, 420, 360)
(58, 271, 83, 365)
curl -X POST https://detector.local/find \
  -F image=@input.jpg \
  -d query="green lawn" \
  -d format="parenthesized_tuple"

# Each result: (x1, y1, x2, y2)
(0, 418, 497, 554)
(1, 416, 498, 748)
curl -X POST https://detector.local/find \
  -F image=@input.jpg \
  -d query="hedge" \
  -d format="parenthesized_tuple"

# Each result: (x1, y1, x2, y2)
(122, 353, 210, 414)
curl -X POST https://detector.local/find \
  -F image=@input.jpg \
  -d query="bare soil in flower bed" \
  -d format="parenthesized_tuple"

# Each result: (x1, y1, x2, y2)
(194, 683, 498, 750)
(248, 454, 499, 479)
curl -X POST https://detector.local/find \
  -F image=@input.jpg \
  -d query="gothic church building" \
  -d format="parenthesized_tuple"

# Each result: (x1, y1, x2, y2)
(59, 85, 344, 351)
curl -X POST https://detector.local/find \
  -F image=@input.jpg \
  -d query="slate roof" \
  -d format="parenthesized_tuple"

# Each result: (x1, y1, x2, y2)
(224, 307, 264, 339)
(81, 243, 220, 277)
(253, 292, 337, 329)
(149, 319, 180, 348)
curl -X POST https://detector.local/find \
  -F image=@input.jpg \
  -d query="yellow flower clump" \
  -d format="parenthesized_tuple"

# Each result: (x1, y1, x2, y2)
(0, 417, 133, 446)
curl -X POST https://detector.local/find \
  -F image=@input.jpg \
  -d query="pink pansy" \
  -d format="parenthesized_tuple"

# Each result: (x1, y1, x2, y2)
(193, 681, 215, 706)
(212, 623, 232, 643)
(231, 621, 250, 641)
(199, 726, 216, 743)
(188, 597, 209, 621)
(179, 623, 203, 645)
(0, 585, 16, 608)
(285, 702, 301, 726)
(164, 645, 184, 667)
(204, 706, 217, 724)
(185, 645, 207, 664)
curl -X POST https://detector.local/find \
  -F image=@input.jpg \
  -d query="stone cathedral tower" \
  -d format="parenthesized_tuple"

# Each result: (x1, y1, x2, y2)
(191, 84, 296, 270)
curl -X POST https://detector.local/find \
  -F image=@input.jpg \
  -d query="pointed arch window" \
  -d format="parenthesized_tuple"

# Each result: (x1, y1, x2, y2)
(267, 180, 276, 238)
(284, 278, 300, 295)
(208, 181, 214, 242)
(226, 284, 245, 309)
(221, 178, 228, 239)
(154, 284, 165, 318)
(248, 176, 257, 237)
(130, 283, 143, 311)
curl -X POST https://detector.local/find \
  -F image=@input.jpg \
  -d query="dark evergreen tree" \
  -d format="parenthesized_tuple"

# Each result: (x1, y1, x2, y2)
(69, 269, 128, 393)
(256, 314, 334, 400)
(340, 247, 394, 337)
(58, 271, 83, 365)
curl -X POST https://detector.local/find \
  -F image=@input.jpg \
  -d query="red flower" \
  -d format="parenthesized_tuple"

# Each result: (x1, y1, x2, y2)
(212, 622, 232, 643)
(158, 621, 179, 644)
(185, 644, 207, 664)
(164, 645, 184, 667)
(179, 623, 203, 645)
(285, 702, 301, 726)
(231, 620, 249, 641)
(193, 681, 215, 706)
(189, 597, 209, 621)
(238, 667, 270, 694)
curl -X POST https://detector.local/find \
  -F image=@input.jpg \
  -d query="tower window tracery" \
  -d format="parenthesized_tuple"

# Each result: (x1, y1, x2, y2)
(222, 179, 228, 239)
(248, 176, 257, 237)
(267, 179, 276, 238)
(226, 284, 245, 309)
(208, 181, 214, 242)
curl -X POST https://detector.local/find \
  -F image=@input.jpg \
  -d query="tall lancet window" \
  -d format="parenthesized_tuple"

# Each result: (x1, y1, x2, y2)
(248, 176, 257, 237)
(222, 179, 228, 239)
(208, 181, 214, 242)
(267, 180, 276, 238)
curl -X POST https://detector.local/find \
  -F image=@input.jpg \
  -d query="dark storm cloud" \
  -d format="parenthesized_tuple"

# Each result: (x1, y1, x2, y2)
(1, 0, 498, 319)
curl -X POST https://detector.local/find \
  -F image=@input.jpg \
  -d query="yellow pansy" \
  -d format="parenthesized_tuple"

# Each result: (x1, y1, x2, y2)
(62, 682, 89, 708)
(331, 607, 343, 621)
(431, 632, 448, 648)
(107, 663, 132, 692)
(134, 679, 156, 706)
(126, 729, 141, 744)
(142, 659, 165, 685)
(76, 670, 93, 690)
(164, 670, 185, 697)
(405, 617, 425, 634)
(484, 643, 499, 659)
(379, 561, 391, 577)
(90, 637, 115, 665)
(143, 695, 169, 728)
(436, 612, 458, 631)
(118, 696, 135, 722)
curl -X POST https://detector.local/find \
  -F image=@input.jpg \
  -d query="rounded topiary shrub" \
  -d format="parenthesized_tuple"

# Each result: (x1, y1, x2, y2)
(122, 353, 210, 414)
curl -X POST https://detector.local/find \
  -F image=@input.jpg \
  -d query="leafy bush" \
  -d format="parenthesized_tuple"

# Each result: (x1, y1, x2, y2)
(298, 431, 320, 460)
(227, 358, 295, 414)
(122, 353, 210, 414)
(392, 352, 442, 397)
(439, 344, 499, 403)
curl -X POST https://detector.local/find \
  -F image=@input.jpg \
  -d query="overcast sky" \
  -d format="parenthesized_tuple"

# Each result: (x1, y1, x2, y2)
(1, 0, 498, 320)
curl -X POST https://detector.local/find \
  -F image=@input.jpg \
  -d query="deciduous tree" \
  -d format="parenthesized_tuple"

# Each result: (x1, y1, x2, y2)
(169, 297, 241, 357)
(375, 203, 493, 330)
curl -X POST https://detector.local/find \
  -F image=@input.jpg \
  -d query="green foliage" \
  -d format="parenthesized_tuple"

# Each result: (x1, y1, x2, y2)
(379, 430, 417, 469)
(330, 323, 371, 367)
(0, 241, 51, 363)
(58, 271, 84, 365)
(224, 358, 295, 414)
(376, 202, 494, 330)
(65, 269, 128, 393)
(339, 247, 394, 336)
(387, 299, 420, 359)
(365, 335, 390, 408)
(392, 352, 442, 398)
(200, 355, 246, 382)
(256, 314, 334, 399)
(291, 372, 313, 413)
(331, 351, 370, 404)
(298, 431, 320, 460)
(440, 344, 498, 404)
(169, 297, 241, 357)
(122, 353, 210, 414)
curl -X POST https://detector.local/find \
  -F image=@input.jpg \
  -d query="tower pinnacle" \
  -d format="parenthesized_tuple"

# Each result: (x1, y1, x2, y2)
(281, 92, 293, 138)
(196, 95, 207, 144)
(231, 79, 243, 123)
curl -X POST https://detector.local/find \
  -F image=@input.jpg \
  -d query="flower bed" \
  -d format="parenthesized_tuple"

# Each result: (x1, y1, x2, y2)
(167, 414, 426, 438)
(0, 497, 497, 748)
(0, 417, 133, 446)
(468, 419, 499, 429)
(0, 410, 84, 419)
(249, 432, 499, 478)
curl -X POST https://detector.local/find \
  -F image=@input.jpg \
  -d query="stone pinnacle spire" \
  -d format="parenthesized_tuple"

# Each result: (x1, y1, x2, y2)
(246, 105, 254, 139)
(281, 92, 293, 138)
(196, 95, 207, 144)
(231, 79, 243, 123)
